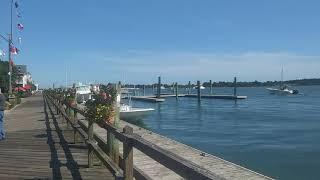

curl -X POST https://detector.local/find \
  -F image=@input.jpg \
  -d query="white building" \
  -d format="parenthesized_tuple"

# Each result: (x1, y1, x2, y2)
(16, 65, 33, 87)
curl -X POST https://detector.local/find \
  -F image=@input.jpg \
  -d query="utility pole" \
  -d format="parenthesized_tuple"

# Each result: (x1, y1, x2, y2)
(8, 0, 14, 94)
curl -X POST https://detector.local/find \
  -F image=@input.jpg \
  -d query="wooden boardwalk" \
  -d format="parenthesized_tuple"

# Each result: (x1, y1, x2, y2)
(0, 95, 114, 180)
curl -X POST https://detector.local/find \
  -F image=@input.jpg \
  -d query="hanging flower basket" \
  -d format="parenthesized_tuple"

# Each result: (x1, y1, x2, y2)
(85, 85, 117, 125)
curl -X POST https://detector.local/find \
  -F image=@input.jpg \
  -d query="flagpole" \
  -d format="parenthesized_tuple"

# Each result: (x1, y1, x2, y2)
(8, 0, 13, 94)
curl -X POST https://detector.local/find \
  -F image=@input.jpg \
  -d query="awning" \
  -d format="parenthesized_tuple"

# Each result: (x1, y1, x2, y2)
(24, 84, 32, 90)
(15, 87, 26, 91)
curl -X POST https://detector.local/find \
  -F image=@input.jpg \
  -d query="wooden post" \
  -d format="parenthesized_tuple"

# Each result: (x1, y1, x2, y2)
(133, 85, 136, 96)
(107, 128, 112, 156)
(66, 106, 70, 128)
(157, 76, 161, 98)
(143, 85, 145, 96)
(209, 80, 213, 95)
(175, 82, 178, 99)
(88, 120, 94, 168)
(123, 126, 133, 180)
(73, 108, 80, 144)
(197, 80, 201, 102)
(112, 82, 121, 165)
(188, 81, 191, 95)
(57, 99, 60, 115)
(172, 83, 175, 94)
(233, 77, 237, 97)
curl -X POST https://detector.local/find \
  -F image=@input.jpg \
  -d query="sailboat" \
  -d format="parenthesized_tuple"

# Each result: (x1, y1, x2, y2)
(266, 68, 299, 95)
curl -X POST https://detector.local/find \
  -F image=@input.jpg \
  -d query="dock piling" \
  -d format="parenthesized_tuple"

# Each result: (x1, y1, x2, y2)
(188, 81, 191, 95)
(157, 76, 161, 98)
(233, 77, 237, 97)
(175, 82, 178, 99)
(209, 80, 213, 95)
(197, 80, 201, 102)
(143, 85, 146, 96)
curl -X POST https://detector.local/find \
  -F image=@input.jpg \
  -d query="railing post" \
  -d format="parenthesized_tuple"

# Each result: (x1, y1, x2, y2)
(123, 126, 133, 180)
(66, 106, 70, 128)
(107, 127, 112, 156)
(73, 108, 79, 144)
(88, 120, 94, 168)
(112, 82, 121, 165)
(56, 99, 60, 115)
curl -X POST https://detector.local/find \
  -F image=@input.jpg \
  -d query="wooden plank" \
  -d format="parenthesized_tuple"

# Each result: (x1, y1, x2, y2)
(1, 95, 114, 180)
(132, 135, 222, 180)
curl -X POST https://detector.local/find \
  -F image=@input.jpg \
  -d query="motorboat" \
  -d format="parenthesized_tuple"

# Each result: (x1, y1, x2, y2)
(120, 104, 154, 121)
(75, 83, 92, 104)
(120, 94, 154, 120)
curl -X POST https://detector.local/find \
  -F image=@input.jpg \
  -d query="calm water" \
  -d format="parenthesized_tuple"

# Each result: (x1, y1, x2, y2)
(128, 86, 320, 180)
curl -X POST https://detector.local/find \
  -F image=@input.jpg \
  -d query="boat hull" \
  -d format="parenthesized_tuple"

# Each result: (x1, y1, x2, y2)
(120, 108, 154, 121)
(266, 88, 293, 95)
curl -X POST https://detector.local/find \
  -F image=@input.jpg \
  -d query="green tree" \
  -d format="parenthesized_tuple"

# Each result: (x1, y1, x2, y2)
(0, 61, 18, 93)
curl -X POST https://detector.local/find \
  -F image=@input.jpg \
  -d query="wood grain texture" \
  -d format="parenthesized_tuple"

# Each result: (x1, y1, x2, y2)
(0, 95, 114, 180)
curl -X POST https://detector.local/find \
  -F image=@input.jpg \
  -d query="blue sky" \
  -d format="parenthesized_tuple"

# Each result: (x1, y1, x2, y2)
(0, 0, 320, 87)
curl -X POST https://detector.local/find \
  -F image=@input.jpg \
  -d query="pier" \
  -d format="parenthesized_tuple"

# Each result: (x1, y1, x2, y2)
(0, 92, 272, 179)
(127, 94, 247, 103)
(126, 77, 247, 102)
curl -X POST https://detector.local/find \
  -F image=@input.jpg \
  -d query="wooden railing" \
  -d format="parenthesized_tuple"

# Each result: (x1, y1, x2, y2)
(44, 92, 221, 180)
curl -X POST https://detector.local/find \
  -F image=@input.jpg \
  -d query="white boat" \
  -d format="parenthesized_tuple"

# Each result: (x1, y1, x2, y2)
(193, 85, 205, 90)
(266, 86, 299, 95)
(75, 83, 92, 104)
(120, 94, 154, 120)
(120, 104, 154, 121)
(266, 68, 299, 95)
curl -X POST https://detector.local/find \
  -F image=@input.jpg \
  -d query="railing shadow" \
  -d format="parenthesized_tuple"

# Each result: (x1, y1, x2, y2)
(43, 97, 62, 179)
(44, 96, 83, 179)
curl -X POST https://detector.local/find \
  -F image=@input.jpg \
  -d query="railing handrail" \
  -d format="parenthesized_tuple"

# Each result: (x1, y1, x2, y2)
(45, 92, 222, 180)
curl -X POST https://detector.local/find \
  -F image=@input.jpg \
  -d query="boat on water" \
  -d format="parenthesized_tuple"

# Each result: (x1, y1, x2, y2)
(266, 68, 299, 95)
(120, 95, 154, 120)
(266, 85, 299, 95)
(193, 85, 205, 90)
(120, 104, 154, 121)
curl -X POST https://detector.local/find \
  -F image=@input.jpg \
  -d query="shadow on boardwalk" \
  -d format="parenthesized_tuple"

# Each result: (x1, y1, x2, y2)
(0, 95, 113, 179)
(44, 97, 82, 179)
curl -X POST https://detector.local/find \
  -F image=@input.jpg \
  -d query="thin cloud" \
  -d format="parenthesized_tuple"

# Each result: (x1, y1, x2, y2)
(67, 50, 320, 84)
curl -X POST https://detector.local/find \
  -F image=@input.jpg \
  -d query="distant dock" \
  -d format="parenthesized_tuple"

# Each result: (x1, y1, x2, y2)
(185, 94, 247, 99)
(127, 94, 247, 102)
(126, 76, 247, 102)
(127, 96, 165, 102)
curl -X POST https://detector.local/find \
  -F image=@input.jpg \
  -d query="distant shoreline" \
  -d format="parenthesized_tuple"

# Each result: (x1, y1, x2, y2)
(126, 78, 320, 88)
